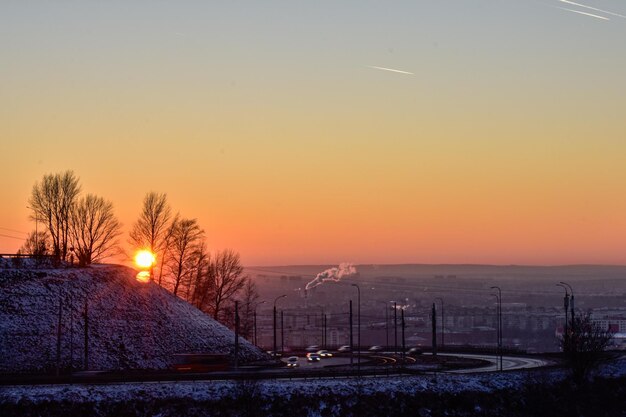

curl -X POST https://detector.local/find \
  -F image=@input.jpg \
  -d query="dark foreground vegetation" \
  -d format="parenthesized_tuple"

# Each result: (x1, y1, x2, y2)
(2, 375, 625, 417)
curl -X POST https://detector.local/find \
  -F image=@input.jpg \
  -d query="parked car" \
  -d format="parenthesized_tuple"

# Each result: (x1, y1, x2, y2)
(306, 352, 321, 362)
(317, 350, 333, 358)
(285, 356, 299, 368)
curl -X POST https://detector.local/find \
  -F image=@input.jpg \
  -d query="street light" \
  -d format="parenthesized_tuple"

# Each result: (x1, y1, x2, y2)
(435, 297, 444, 351)
(254, 300, 266, 346)
(351, 283, 360, 373)
(559, 281, 575, 326)
(273, 295, 286, 358)
(556, 284, 570, 341)
(490, 286, 502, 371)
(391, 301, 398, 356)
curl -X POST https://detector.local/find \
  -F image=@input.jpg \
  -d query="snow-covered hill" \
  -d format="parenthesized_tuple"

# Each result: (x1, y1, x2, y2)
(0, 263, 266, 373)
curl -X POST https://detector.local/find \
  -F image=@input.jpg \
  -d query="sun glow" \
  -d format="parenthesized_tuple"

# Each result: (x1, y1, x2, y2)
(134, 250, 156, 269)
(136, 270, 151, 283)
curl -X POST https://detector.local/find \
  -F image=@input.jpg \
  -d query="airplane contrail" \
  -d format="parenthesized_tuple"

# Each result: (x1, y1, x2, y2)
(367, 65, 414, 75)
(557, 6, 610, 20)
(559, 0, 626, 18)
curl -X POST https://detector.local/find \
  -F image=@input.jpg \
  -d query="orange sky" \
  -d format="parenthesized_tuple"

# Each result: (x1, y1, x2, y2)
(2, 2, 626, 266)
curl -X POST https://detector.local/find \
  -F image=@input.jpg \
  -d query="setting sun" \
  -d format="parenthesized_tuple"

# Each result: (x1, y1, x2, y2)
(134, 250, 156, 269)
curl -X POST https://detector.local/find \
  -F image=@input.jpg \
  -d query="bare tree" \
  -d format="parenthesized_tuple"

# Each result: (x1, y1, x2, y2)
(239, 277, 260, 340)
(166, 218, 204, 296)
(129, 192, 173, 283)
(561, 312, 613, 383)
(28, 171, 81, 260)
(195, 249, 247, 322)
(185, 240, 209, 302)
(20, 230, 51, 256)
(70, 194, 122, 266)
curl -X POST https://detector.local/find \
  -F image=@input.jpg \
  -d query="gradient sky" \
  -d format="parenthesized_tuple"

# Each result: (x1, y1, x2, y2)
(2, 1, 626, 266)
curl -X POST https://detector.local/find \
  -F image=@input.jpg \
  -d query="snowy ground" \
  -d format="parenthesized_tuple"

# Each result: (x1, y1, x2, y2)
(0, 264, 266, 373)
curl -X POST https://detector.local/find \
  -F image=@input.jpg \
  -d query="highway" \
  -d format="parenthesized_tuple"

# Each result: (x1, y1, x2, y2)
(0, 352, 554, 386)
(435, 353, 554, 373)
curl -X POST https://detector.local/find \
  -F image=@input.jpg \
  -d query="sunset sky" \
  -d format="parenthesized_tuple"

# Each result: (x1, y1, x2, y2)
(2, 1, 626, 266)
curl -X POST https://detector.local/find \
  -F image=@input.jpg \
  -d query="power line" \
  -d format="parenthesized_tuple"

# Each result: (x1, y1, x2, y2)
(0, 233, 25, 241)
(0, 227, 29, 235)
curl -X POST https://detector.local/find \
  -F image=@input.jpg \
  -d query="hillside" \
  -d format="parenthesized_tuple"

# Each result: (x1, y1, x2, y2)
(0, 263, 266, 373)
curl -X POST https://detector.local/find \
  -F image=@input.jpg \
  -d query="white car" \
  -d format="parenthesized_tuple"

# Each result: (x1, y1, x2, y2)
(285, 356, 299, 368)
(317, 350, 333, 358)
(337, 345, 351, 352)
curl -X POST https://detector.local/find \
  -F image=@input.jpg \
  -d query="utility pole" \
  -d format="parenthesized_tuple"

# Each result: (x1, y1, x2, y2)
(351, 283, 361, 374)
(253, 300, 266, 347)
(349, 300, 353, 366)
(491, 286, 502, 371)
(56, 292, 63, 377)
(436, 297, 444, 351)
(69, 300, 74, 372)
(401, 307, 406, 364)
(385, 304, 389, 349)
(83, 298, 89, 371)
(273, 294, 286, 358)
(431, 302, 437, 357)
(394, 301, 398, 356)
(234, 301, 239, 369)
(560, 282, 575, 329)
(557, 284, 569, 349)
(253, 310, 257, 346)
(323, 314, 327, 348)
(280, 310, 284, 355)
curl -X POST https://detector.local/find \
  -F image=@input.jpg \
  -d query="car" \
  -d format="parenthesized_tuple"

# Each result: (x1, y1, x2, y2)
(305, 345, 320, 352)
(266, 351, 282, 358)
(316, 350, 333, 358)
(368, 345, 383, 352)
(285, 356, 299, 368)
(337, 345, 351, 352)
(407, 347, 423, 356)
(306, 352, 321, 362)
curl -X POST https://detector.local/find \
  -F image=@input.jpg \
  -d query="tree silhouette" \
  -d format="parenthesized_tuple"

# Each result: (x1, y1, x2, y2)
(29, 171, 80, 261)
(561, 312, 613, 383)
(70, 194, 122, 266)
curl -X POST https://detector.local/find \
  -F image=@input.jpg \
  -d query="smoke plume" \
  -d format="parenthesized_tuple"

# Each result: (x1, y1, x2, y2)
(305, 263, 357, 290)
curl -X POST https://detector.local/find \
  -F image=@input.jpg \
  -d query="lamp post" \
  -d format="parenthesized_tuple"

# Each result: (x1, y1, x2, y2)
(392, 301, 398, 356)
(435, 297, 444, 351)
(351, 284, 361, 373)
(556, 284, 569, 344)
(254, 300, 266, 346)
(273, 294, 286, 358)
(314, 305, 325, 348)
(490, 286, 502, 371)
(559, 282, 575, 326)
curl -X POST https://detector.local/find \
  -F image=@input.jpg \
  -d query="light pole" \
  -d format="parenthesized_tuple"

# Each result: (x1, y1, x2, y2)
(435, 297, 444, 351)
(393, 301, 398, 356)
(490, 286, 502, 371)
(556, 284, 569, 345)
(559, 282, 575, 326)
(351, 284, 361, 373)
(254, 300, 266, 346)
(273, 294, 286, 358)
(314, 305, 325, 348)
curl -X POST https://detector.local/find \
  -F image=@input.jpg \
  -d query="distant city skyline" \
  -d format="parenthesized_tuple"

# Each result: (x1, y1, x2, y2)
(2, 1, 626, 266)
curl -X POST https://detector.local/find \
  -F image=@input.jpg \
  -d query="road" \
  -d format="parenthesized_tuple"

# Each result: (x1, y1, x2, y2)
(433, 353, 554, 373)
